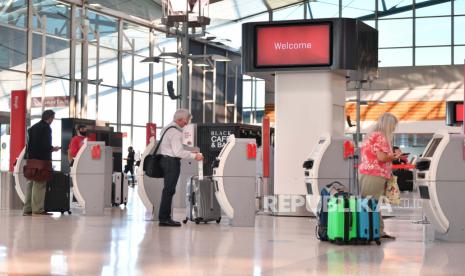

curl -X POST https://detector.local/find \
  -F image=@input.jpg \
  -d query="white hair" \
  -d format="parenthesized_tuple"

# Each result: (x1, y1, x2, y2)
(173, 109, 192, 121)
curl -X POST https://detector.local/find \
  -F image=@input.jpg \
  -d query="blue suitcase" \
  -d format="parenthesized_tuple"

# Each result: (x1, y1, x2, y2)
(357, 198, 381, 245)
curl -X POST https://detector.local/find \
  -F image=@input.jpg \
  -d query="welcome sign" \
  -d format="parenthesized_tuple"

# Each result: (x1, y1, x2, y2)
(254, 22, 332, 68)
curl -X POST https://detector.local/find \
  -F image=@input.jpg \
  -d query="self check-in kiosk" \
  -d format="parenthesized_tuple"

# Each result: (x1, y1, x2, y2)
(70, 140, 109, 215)
(212, 135, 257, 227)
(13, 147, 27, 203)
(415, 131, 465, 241)
(137, 137, 166, 219)
(303, 134, 352, 215)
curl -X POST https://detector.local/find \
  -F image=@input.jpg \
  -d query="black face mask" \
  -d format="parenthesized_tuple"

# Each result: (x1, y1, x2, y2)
(79, 131, 87, 136)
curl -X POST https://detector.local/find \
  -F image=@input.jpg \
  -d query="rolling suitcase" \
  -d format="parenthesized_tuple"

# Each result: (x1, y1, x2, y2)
(182, 176, 222, 224)
(316, 182, 347, 241)
(327, 194, 357, 244)
(44, 171, 71, 214)
(112, 172, 128, 206)
(357, 197, 381, 245)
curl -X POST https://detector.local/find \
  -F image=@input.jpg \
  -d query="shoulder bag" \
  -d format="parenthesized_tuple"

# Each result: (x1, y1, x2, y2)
(143, 126, 177, 178)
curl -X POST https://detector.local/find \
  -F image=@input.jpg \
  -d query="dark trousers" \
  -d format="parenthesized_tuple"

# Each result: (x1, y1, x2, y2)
(158, 156, 181, 220)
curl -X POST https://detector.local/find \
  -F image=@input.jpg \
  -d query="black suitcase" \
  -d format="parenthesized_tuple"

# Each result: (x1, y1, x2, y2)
(393, 169, 414, 192)
(44, 171, 72, 214)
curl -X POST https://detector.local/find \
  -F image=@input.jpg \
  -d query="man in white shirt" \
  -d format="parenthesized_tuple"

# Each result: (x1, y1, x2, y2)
(158, 109, 203, 227)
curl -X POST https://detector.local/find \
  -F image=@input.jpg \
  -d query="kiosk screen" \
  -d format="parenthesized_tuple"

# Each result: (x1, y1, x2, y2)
(424, 138, 442, 158)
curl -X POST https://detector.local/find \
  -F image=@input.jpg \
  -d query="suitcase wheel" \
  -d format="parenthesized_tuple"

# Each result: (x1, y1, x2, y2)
(182, 218, 188, 224)
(376, 240, 381, 246)
(194, 218, 201, 224)
(68, 211, 72, 215)
(216, 217, 221, 224)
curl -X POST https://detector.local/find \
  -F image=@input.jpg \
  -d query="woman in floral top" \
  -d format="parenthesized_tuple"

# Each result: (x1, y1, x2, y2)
(359, 112, 401, 240)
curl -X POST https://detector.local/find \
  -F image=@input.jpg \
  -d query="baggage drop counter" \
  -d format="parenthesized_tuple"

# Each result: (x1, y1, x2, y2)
(303, 134, 353, 215)
(415, 131, 465, 241)
(212, 135, 257, 227)
(70, 141, 108, 215)
(137, 137, 165, 220)
(13, 147, 27, 203)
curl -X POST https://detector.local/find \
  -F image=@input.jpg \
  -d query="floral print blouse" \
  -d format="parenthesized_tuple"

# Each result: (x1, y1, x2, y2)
(359, 131, 392, 179)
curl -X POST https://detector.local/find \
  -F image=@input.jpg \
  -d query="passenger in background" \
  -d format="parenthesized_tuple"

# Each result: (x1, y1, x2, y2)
(358, 112, 401, 239)
(124, 146, 135, 187)
(392, 146, 407, 165)
(158, 109, 204, 227)
(68, 124, 87, 167)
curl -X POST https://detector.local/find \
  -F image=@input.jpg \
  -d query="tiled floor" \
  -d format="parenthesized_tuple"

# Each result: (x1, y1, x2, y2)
(0, 188, 463, 275)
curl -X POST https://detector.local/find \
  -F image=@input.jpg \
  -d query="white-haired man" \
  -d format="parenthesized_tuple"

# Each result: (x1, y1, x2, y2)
(158, 109, 203, 227)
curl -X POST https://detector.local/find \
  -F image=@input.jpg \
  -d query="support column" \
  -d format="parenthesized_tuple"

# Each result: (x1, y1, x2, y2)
(274, 71, 345, 213)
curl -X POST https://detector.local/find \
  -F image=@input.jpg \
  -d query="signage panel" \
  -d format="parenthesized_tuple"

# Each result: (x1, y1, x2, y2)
(255, 22, 332, 68)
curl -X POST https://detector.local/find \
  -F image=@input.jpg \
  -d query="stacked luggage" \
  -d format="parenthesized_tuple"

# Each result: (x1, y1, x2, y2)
(316, 182, 381, 245)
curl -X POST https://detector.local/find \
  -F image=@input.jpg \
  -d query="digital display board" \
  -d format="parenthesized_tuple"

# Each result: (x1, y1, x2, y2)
(254, 22, 332, 68)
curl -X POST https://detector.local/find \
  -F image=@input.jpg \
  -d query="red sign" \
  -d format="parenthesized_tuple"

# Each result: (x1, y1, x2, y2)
(456, 103, 463, 122)
(91, 145, 101, 160)
(10, 90, 27, 172)
(247, 143, 257, 160)
(255, 23, 331, 67)
(343, 140, 355, 160)
(31, 96, 69, 108)
(146, 123, 156, 145)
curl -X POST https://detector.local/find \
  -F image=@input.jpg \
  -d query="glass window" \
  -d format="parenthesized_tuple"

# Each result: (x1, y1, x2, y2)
(415, 0, 451, 17)
(134, 55, 150, 92)
(378, 19, 412, 47)
(153, 93, 163, 126)
(454, 16, 465, 44)
(416, 17, 451, 46)
(121, 89, 132, 124)
(256, 80, 265, 109)
(88, 11, 118, 49)
(87, 84, 96, 120)
(163, 96, 177, 126)
(342, 0, 376, 18)
(0, 26, 27, 71)
(132, 126, 146, 155)
(45, 36, 70, 77)
(363, 20, 376, 28)
(453, 46, 465, 64)
(32, 0, 70, 38)
(122, 52, 133, 88)
(378, 0, 413, 19)
(273, 4, 304, 21)
(0, 0, 27, 28)
(122, 22, 150, 52)
(153, 62, 164, 93)
(379, 48, 413, 67)
(455, 0, 465, 15)
(242, 81, 252, 108)
(98, 48, 118, 87)
(98, 85, 117, 123)
(134, 92, 149, 125)
(0, 70, 26, 112)
(416, 47, 451, 65)
(308, 0, 340, 18)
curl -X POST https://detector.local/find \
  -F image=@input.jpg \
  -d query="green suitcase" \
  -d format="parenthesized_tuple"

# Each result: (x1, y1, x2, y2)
(327, 195, 358, 244)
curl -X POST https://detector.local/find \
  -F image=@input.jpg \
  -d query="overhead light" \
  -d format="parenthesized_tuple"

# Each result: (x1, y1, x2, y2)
(159, 52, 185, 59)
(89, 3, 103, 9)
(141, 57, 161, 63)
(211, 54, 231, 62)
